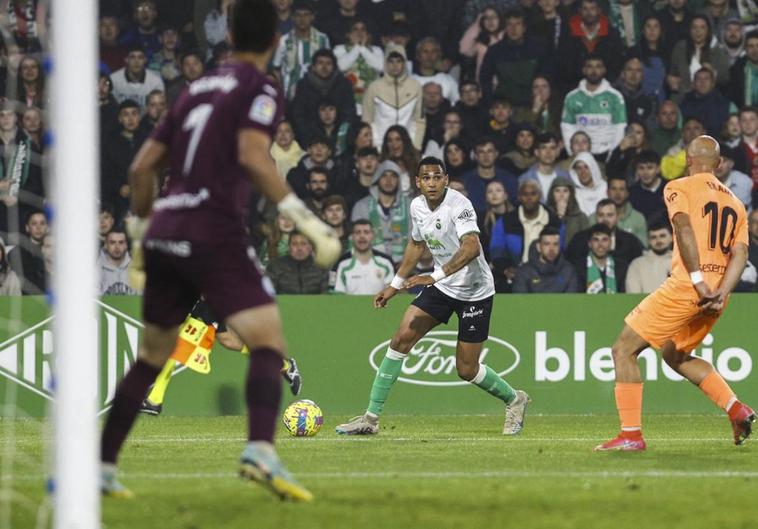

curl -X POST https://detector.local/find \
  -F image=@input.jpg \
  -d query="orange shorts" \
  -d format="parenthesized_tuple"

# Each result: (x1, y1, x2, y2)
(624, 279, 723, 353)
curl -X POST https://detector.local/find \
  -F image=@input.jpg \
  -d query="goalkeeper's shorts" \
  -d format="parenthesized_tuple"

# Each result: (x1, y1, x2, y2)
(143, 239, 276, 327)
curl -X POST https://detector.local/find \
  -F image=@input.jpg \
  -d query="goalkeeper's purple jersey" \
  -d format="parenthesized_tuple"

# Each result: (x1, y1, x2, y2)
(147, 61, 284, 243)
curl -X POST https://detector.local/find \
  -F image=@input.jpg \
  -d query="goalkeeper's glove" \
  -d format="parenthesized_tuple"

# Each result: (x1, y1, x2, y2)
(278, 193, 341, 269)
(126, 216, 150, 291)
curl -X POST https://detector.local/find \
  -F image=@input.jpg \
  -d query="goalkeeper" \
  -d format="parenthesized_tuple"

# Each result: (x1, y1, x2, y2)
(140, 297, 302, 416)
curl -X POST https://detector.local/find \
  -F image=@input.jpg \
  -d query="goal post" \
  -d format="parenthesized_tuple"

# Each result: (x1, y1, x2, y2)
(51, 0, 100, 526)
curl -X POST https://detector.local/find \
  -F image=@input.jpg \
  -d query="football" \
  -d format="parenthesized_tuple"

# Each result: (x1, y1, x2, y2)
(282, 399, 324, 437)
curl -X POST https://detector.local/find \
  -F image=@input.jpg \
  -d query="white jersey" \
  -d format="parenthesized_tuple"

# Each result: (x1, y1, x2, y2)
(331, 252, 394, 295)
(410, 188, 495, 301)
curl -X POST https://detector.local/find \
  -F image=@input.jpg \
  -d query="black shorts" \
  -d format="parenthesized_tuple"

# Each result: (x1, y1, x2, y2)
(142, 238, 275, 328)
(411, 286, 493, 343)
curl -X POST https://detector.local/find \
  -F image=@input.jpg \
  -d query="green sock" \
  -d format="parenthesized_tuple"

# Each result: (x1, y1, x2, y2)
(472, 364, 516, 404)
(366, 348, 405, 417)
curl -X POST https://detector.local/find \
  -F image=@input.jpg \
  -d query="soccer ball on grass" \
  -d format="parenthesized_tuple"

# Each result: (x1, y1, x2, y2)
(282, 399, 324, 437)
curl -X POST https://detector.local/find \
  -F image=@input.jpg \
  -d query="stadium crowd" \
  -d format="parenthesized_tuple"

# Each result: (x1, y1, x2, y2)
(0, 0, 757, 296)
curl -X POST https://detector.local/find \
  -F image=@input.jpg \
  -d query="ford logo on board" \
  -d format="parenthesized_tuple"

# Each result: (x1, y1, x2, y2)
(368, 330, 520, 387)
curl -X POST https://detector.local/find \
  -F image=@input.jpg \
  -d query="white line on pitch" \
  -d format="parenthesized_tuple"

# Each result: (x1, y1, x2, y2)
(9, 436, 737, 444)
(126, 436, 732, 443)
(95, 470, 758, 480)
(8, 470, 758, 482)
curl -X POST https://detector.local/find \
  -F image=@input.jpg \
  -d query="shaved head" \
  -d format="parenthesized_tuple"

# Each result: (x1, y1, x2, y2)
(686, 135, 721, 172)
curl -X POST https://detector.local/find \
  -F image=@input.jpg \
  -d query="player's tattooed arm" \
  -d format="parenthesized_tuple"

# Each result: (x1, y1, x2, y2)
(374, 239, 426, 308)
(441, 233, 481, 277)
(395, 238, 427, 278)
(403, 234, 481, 289)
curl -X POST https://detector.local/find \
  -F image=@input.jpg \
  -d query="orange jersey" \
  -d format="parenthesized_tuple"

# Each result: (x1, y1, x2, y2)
(665, 173, 749, 289)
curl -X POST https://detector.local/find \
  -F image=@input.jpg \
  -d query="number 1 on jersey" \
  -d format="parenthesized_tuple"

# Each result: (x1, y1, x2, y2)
(182, 103, 213, 175)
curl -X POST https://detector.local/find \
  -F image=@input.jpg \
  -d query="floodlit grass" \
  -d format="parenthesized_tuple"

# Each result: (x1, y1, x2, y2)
(4, 414, 758, 528)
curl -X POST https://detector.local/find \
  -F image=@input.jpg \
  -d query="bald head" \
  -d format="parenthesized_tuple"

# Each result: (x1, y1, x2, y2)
(686, 135, 721, 171)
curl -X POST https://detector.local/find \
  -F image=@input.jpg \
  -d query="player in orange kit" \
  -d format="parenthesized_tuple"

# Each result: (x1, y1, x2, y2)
(596, 135, 755, 451)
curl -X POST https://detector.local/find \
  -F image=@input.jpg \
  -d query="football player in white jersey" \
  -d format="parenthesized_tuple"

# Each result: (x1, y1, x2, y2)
(336, 156, 530, 435)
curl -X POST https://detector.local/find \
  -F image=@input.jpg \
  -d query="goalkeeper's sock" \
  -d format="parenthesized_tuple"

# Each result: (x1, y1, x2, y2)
(366, 348, 405, 417)
(146, 360, 176, 405)
(698, 370, 737, 412)
(615, 382, 643, 434)
(101, 359, 161, 464)
(471, 364, 516, 404)
(247, 347, 283, 443)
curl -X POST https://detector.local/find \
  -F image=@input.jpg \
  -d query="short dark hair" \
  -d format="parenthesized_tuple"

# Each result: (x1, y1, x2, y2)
(596, 198, 616, 211)
(589, 223, 612, 237)
(584, 53, 605, 66)
(230, 0, 278, 53)
(535, 132, 559, 148)
(106, 227, 127, 239)
(118, 99, 140, 112)
(460, 79, 480, 91)
(683, 116, 704, 128)
(490, 96, 512, 108)
(356, 146, 379, 158)
(647, 220, 672, 234)
(539, 226, 561, 240)
(503, 8, 526, 21)
(607, 175, 628, 187)
(352, 218, 373, 229)
(694, 67, 715, 80)
(417, 156, 447, 175)
(746, 29, 758, 42)
(474, 136, 498, 150)
(312, 48, 336, 65)
(26, 209, 46, 225)
(308, 167, 329, 180)
(318, 98, 337, 109)
(125, 44, 145, 56)
(289, 230, 308, 242)
(322, 195, 346, 211)
(292, 0, 316, 13)
(179, 49, 204, 66)
(146, 89, 164, 101)
(739, 105, 758, 118)
(633, 150, 661, 168)
(307, 134, 330, 148)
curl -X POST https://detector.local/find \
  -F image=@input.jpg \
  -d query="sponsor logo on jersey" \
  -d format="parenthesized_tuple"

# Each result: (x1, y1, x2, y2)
(424, 234, 445, 250)
(456, 209, 474, 221)
(368, 331, 520, 387)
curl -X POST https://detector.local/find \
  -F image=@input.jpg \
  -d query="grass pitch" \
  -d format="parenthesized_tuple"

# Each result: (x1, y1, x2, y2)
(4, 414, 758, 529)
